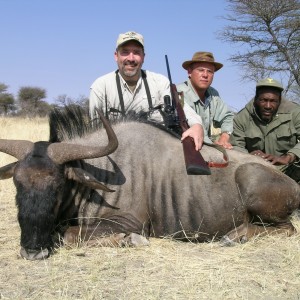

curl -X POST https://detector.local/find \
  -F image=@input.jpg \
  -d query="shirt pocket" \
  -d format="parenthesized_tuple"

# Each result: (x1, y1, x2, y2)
(276, 124, 297, 151)
(243, 128, 263, 152)
(244, 136, 263, 152)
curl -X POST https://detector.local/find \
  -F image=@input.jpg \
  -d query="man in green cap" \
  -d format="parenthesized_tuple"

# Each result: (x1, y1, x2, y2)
(230, 78, 300, 183)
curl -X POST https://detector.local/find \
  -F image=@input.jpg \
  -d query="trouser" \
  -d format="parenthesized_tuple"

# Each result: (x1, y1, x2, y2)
(278, 163, 300, 184)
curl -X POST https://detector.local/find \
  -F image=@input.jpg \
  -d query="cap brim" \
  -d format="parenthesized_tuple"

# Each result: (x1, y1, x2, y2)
(117, 39, 144, 48)
(256, 84, 284, 91)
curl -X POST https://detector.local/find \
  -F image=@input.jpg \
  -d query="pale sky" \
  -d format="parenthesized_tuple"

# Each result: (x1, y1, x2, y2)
(1, 0, 255, 112)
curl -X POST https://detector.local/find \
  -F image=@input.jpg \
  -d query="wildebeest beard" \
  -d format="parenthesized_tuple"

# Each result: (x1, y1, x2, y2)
(15, 182, 60, 251)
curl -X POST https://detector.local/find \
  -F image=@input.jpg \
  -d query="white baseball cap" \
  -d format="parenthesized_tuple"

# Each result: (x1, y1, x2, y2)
(116, 31, 144, 48)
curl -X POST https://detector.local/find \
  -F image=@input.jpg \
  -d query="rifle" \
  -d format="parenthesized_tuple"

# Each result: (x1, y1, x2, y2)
(164, 55, 211, 175)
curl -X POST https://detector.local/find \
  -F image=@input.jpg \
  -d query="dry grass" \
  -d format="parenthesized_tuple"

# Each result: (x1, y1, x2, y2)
(1, 117, 300, 300)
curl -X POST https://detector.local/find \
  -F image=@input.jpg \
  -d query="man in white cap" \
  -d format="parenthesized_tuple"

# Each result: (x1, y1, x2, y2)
(89, 31, 205, 150)
(177, 51, 234, 149)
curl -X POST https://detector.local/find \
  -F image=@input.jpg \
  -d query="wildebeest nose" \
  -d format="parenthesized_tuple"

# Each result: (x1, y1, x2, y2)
(20, 247, 50, 260)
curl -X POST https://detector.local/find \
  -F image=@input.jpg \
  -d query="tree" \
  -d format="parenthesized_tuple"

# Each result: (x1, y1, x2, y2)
(0, 83, 8, 93)
(219, 0, 300, 100)
(0, 83, 15, 115)
(75, 95, 89, 112)
(0, 93, 15, 115)
(54, 94, 89, 112)
(18, 86, 49, 116)
(54, 94, 73, 107)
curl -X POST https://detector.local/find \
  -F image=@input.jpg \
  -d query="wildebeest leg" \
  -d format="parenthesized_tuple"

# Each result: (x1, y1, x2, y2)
(220, 163, 299, 246)
(64, 226, 126, 246)
(64, 219, 149, 247)
(220, 212, 295, 246)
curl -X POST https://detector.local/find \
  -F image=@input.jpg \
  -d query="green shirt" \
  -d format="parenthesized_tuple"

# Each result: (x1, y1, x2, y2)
(230, 98, 300, 159)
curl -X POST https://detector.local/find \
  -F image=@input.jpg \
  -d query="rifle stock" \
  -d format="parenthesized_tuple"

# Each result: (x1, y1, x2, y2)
(182, 134, 211, 175)
(166, 56, 211, 175)
(172, 85, 211, 175)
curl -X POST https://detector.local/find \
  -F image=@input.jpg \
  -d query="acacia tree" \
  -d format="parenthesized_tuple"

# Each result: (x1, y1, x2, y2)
(0, 83, 15, 115)
(0, 83, 7, 93)
(219, 0, 300, 100)
(18, 86, 50, 116)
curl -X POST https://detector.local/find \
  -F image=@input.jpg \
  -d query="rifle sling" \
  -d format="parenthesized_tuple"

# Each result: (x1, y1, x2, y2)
(115, 71, 125, 117)
(204, 142, 229, 168)
(141, 70, 153, 110)
(115, 70, 153, 117)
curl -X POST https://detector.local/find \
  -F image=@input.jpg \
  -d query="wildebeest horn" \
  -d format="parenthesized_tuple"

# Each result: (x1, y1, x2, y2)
(0, 140, 34, 160)
(48, 109, 119, 164)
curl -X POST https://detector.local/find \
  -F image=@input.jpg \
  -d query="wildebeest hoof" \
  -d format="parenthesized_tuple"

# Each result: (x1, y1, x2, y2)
(240, 236, 248, 244)
(219, 235, 238, 247)
(123, 233, 150, 247)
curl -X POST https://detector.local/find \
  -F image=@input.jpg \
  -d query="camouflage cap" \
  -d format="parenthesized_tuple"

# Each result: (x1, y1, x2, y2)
(116, 31, 144, 48)
(256, 78, 284, 91)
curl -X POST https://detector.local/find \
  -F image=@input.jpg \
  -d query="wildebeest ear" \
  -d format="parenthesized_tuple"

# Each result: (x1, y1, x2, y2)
(64, 167, 115, 192)
(0, 162, 17, 180)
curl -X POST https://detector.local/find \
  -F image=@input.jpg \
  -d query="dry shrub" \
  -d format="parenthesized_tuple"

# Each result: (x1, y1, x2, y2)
(0, 117, 300, 300)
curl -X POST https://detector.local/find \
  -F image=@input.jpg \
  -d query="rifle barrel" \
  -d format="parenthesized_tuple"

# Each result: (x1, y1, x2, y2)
(165, 55, 173, 84)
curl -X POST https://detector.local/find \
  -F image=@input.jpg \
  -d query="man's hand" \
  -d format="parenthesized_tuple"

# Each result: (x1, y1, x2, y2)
(250, 150, 295, 165)
(214, 132, 233, 149)
(181, 124, 204, 151)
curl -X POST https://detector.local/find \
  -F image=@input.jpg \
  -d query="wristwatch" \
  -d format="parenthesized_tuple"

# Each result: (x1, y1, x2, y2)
(222, 131, 232, 136)
(286, 153, 296, 164)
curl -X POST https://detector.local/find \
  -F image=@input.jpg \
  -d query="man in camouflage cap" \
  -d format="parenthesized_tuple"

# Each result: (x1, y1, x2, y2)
(230, 78, 300, 183)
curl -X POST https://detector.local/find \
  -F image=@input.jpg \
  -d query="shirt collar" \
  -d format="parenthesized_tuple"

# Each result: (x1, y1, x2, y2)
(187, 79, 212, 106)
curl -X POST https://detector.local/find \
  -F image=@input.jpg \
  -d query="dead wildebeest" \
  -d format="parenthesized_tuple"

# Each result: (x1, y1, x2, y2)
(0, 106, 299, 260)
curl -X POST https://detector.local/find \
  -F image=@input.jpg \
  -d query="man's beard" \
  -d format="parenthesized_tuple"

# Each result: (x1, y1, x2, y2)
(255, 106, 275, 123)
(121, 63, 139, 78)
(123, 69, 138, 77)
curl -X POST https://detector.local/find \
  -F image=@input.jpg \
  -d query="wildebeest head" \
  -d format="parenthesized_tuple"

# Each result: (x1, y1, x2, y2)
(0, 109, 118, 260)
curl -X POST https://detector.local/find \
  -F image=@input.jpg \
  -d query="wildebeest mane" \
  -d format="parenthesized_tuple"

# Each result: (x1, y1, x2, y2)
(49, 105, 181, 143)
(49, 105, 91, 143)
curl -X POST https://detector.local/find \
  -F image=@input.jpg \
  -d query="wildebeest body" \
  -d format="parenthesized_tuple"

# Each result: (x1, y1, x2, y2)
(64, 122, 297, 240)
(0, 107, 299, 260)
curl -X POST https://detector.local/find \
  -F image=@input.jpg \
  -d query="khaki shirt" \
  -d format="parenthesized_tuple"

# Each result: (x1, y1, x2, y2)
(177, 79, 234, 142)
(90, 70, 203, 126)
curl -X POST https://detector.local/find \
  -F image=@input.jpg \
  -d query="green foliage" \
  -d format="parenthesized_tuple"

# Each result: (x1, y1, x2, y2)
(0, 82, 15, 115)
(18, 86, 46, 105)
(0, 83, 88, 117)
(18, 86, 50, 117)
(0, 83, 9, 93)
